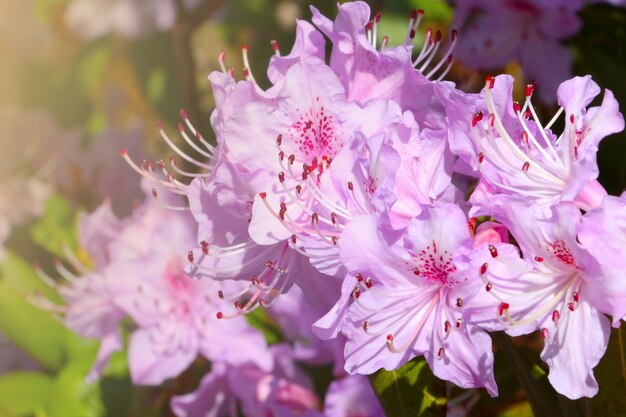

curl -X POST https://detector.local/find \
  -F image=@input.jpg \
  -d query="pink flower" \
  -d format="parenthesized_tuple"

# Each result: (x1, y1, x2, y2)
(440, 75, 624, 211)
(333, 206, 501, 395)
(481, 196, 626, 398)
(34, 200, 130, 380)
(171, 345, 323, 417)
(310, 2, 455, 129)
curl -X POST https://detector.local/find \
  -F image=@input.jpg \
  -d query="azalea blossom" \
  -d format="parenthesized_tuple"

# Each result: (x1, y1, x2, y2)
(479, 196, 626, 398)
(332, 205, 501, 395)
(171, 345, 323, 417)
(311, 1, 455, 128)
(440, 74, 624, 211)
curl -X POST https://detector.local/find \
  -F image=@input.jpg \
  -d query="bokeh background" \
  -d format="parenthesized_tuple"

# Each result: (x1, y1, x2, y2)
(1, 0, 625, 416)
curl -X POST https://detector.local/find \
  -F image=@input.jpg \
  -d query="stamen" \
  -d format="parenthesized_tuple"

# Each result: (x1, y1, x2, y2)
(241, 45, 257, 84)
(218, 51, 227, 73)
(270, 40, 280, 56)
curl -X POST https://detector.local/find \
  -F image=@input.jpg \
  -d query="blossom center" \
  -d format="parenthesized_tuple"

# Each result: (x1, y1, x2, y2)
(547, 239, 576, 266)
(286, 103, 342, 165)
(411, 241, 457, 287)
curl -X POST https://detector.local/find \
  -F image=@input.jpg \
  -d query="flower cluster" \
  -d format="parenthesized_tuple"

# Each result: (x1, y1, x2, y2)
(42, 1, 625, 414)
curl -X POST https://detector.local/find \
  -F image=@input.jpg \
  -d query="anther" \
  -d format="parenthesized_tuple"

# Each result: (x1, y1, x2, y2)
(541, 328, 549, 339)
(363, 321, 369, 332)
(568, 302, 575, 311)
(522, 162, 530, 172)
(552, 310, 560, 322)
(480, 262, 489, 275)
(365, 277, 373, 288)
(347, 181, 354, 191)
(498, 302, 509, 316)
(456, 298, 463, 307)
(444, 321, 451, 333)
(259, 192, 267, 199)
(486, 282, 493, 292)
(535, 256, 544, 262)
(187, 251, 194, 262)
(386, 334, 394, 343)
(456, 318, 463, 328)
(290, 234, 297, 244)
(311, 213, 319, 224)
(573, 291, 579, 302)
(513, 101, 521, 113)
(218, 290, 224, 299)
(437, 347, 445, 358)
(472, 111, 483, 127)
(488, 245, 498, 258)
(478, 152, 484, 164)
(486, 75, 495, 89)
(331, 212, 338, 225)
(353, 286, 361, 299)
(278, 171, 285, 183)
(216, 312, 223, 319)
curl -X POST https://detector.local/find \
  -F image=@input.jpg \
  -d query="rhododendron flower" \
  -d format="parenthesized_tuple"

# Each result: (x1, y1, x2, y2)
(440, 75, 624, 211)
(34, 200, 130, 380)
(108, 199, 272, 385)
(171, 345, 322, 417)
(480, 196, 626, 398)
(332, 205, 502, 395)
(311, 1, 455, 128)
(452, 0, 583, 102)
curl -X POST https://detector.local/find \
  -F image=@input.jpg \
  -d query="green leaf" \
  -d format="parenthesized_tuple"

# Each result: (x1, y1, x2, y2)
(31, 194, 80, 259)
(47, 362, 105, 417)
(0, 253, 66, 370)
(587, 327, 626, 416)
(244, 308, 283, 345)
(369, 357, 447, 417)
(0, 372, 54, 415)
(0, 251, 60, 302)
